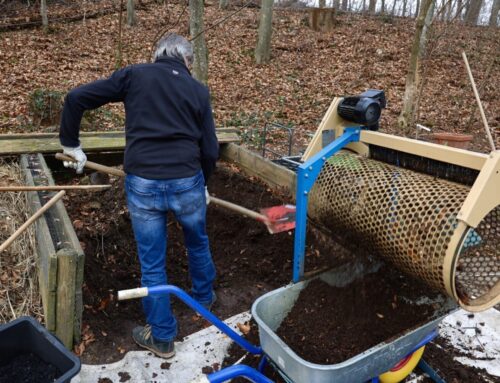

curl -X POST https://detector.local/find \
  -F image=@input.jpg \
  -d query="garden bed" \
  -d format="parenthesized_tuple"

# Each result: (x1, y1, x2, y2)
(61, 163, 348, 364)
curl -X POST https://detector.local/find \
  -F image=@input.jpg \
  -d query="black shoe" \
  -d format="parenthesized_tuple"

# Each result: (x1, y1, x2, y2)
(132, 325, 175, 359)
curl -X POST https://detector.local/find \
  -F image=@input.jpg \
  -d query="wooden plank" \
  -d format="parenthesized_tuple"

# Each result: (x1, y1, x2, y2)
(55, 248, 77, 349)
(20, 155, 57, 332)
(220, 143, 297, 199)
(36, 153, 85, 345)
(0, 130, 240, 156)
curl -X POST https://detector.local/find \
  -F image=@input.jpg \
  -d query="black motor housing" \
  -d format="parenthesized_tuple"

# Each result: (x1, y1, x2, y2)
(337, 89, 386, 131)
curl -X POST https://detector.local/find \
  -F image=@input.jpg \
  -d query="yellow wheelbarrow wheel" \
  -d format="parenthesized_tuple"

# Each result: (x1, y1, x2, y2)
(379, 346, 425, 383)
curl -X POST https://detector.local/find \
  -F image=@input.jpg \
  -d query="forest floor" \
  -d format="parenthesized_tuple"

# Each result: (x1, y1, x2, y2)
(0, 0, 499, 154)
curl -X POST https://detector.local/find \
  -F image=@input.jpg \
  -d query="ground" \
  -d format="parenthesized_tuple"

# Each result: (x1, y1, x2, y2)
(0, 1, 499, 153)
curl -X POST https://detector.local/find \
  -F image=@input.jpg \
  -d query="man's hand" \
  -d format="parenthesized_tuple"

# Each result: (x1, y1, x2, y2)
(205, 186, 210, 205)
(62, 146, 87, 174)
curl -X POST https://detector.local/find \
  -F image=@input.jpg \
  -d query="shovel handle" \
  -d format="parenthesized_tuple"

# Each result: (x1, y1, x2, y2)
(55, 153, 126, 178)
(209, 196, 268, 222)
(0, 190, 66, 253)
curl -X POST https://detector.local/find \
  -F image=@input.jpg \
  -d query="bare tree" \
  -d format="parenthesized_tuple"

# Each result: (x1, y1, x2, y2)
(415, 0, 421, 16)
(402, 0, 408, 16)
(255, 0, 273, 64)
(465, 0, 482, 24)
(456, 0, 463, 19)
(391, 0, 398, 14)
(381, 0, 385, 13)
(398, 0, 435, 133)
(190, 0, 209, 83)
(342, 0, 349, 11)
(369, 0, 377, 13)
(40, 0, 48, 31)
(127, 0, 136, 26)
(333, 0, 341, 8)
(490, 0, 500, 26)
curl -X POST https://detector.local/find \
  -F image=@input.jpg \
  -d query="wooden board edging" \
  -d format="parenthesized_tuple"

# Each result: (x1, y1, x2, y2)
(220, 143, 297, 199)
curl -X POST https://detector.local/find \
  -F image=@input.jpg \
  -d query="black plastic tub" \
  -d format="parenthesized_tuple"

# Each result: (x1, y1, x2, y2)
(0, 316, 80, 383)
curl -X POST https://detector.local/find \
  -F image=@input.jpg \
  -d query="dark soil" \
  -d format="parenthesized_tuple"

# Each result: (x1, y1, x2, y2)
(275, 266, 441, 365)
(223, 318, 499, 383)
(0, 352, 61, 383)
(62, 163, 348, 364)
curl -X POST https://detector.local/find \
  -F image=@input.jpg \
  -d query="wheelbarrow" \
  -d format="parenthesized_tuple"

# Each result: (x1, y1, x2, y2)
(118, 259, 457, 383)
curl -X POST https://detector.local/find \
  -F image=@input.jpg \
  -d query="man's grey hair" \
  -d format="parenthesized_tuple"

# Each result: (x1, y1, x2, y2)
(154, 33, 194, 65)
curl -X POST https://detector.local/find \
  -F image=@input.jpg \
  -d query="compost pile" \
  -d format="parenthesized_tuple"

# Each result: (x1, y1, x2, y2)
(62, 163, 348, 363)
(0, 352, 61, 383)
(275, 265, 441, 364)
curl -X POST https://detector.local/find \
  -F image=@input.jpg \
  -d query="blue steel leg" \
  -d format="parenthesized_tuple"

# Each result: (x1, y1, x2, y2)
(293, 127, 361, 282)
(258, 355, 268, 373)
(208, 365, 274, 383)
(146, 285, 262, 355)
(417, 360, 446, 383)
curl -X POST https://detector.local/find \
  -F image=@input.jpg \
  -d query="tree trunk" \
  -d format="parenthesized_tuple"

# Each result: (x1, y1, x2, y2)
(190, 0, 209, 83)
(333, 0, 341, 8)
(127, 0, 136, 26)
(342, 0, 348, 11)
(363, 0, 367, 12)
(402, 0, 407, 16)
(398, 0, 434, 134)
(255, 0, 273, 64)
(415, 0, 420, 16)
(391, 0, 397, 15)
(219, 0, 229, 9)
(489, 0, 500, 26)
(465, 0, 482, 24)
(456, 0, 463, 19)
(381, 0, 385, 13)
(40, 0, 48, 31)
(319, 0, 326, 7)
(369, 0, 377, 13)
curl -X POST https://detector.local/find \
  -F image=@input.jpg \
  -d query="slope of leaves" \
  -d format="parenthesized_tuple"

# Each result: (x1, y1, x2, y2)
(0, 2, 498, 153)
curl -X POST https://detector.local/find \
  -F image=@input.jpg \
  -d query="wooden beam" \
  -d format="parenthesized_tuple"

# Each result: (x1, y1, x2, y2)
(0, 130, 240, 156)
(220, 143, 296, 198)
(55, 248, 77, 349)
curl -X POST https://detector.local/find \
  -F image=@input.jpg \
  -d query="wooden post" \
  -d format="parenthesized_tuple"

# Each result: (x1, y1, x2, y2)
(55, 248, 77, 349)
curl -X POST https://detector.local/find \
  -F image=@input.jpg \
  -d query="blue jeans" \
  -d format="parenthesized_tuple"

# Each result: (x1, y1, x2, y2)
(125, 171, 216, 342)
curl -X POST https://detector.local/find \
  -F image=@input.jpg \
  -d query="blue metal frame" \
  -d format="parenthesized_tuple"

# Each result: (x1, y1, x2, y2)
(145, 285, 263, 355)
(293, 127, 361, 282)
(208, 365, 274, 383)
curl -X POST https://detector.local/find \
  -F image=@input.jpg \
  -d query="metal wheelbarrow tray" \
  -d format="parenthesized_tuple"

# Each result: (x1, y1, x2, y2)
(252, 259, 457, 383)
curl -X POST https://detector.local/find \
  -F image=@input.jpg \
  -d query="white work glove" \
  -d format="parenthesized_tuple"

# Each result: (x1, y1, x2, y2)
(205, 186, 210, 205)
(62, 145, 87, 174)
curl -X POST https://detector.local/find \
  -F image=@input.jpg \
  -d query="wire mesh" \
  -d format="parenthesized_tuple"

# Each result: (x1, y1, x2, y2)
(308, 150, 499, 308)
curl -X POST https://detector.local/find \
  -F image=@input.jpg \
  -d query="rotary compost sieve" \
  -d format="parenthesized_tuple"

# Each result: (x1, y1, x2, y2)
(307, 150, 499, 311)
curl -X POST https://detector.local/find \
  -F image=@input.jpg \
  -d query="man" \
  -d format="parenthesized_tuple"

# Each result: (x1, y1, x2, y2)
(59, 34, 218, 359)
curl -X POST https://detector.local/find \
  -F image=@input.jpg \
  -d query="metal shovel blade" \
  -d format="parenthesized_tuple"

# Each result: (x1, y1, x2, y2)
(260, 204, 296, 234)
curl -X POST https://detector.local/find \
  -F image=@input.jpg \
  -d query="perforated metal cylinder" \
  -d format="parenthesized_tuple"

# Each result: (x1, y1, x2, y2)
(308, 151, 499, 310)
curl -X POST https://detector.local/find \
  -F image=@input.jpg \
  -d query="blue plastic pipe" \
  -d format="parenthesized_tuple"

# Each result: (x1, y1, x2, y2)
(207, 365, 274, 383)
(146, 285, 262, 355)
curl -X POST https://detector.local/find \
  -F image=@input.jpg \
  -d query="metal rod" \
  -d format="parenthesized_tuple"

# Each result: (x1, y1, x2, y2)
(0, 190, 66, 253)
(461, 51, 496, 152)
(0, 185, 111, 192)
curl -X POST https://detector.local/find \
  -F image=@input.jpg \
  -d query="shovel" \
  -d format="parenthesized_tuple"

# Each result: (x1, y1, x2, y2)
(55, 153, 296, 234)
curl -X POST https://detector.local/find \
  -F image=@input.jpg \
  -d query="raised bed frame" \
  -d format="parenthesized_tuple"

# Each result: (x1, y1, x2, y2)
(16, 143, 288, 349)
(21, 153, 84, 349)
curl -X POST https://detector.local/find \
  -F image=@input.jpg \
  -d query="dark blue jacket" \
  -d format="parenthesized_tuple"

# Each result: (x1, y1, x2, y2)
(59, 57, 219, 182)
